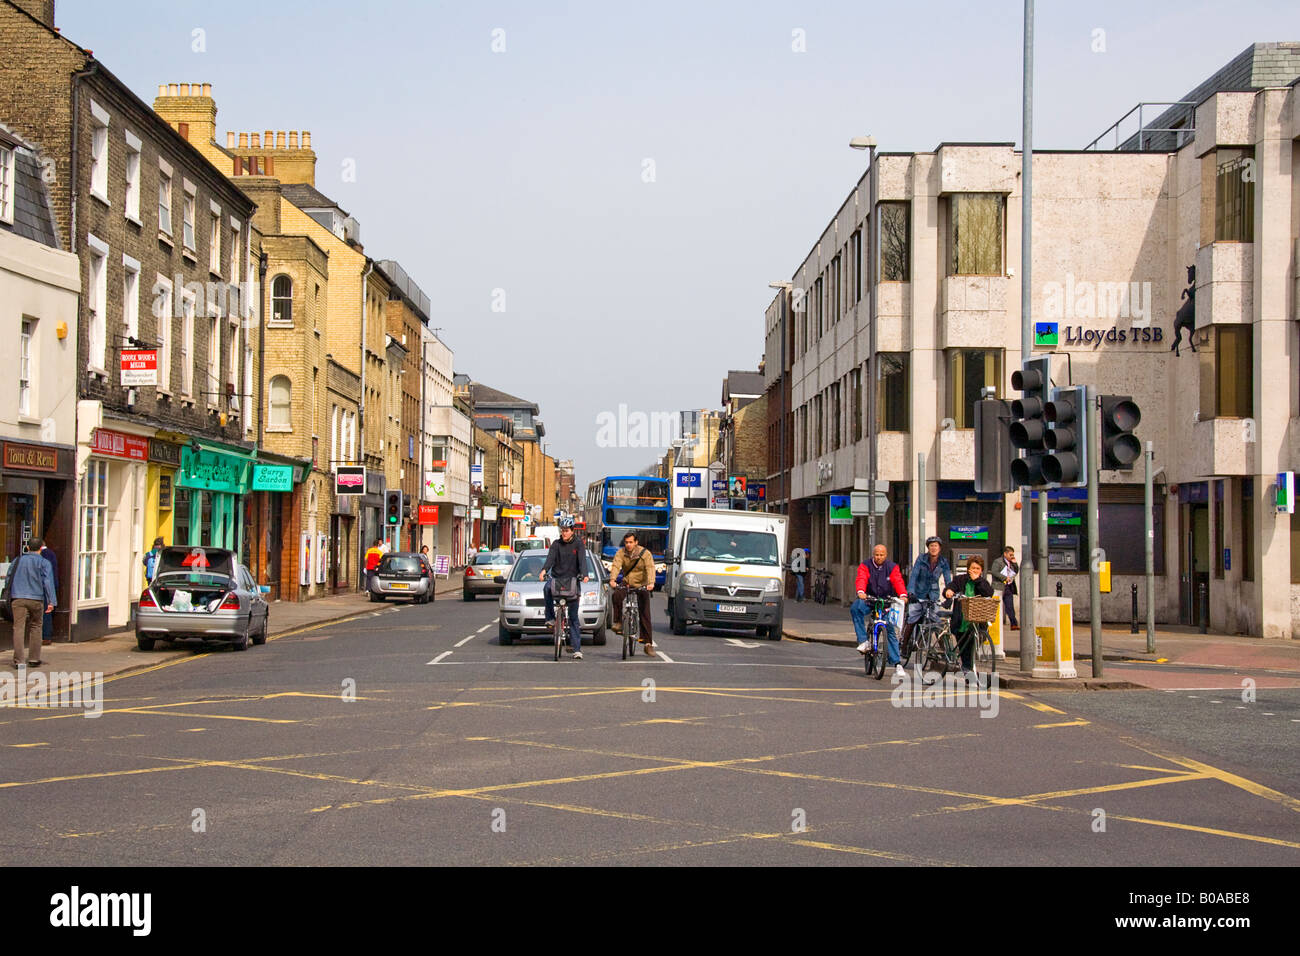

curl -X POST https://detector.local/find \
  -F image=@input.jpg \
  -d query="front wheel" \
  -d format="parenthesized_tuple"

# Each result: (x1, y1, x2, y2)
(765, 612, 782, 641)
(872, 626, 888, 680)
(499, 621, 513, 646)
(974, 625, 995, 679)
(670, 599, 687, 636)
(553, 616, 563, 661)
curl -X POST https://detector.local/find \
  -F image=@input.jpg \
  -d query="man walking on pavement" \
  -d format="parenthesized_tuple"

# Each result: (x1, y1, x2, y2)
(8, 537, 55, 668)
(992, 545, 1019, 630)
(851, 544, 908, 677)
(790, 546, 808, 602)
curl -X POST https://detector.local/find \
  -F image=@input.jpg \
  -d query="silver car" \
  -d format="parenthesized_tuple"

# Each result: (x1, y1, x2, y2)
(462, 550, 516, 600)
(136, 547, 269, 652)
(497, 549, 609, 646)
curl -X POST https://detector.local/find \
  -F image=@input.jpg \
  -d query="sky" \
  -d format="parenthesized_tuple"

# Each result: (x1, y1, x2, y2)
(54, 0, 1299, 490)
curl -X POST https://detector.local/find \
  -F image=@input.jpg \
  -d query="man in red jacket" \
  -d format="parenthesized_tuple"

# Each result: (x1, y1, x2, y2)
(851, 544, 908, 676)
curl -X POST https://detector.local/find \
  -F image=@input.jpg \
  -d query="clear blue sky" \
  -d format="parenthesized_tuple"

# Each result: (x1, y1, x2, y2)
(56, 0, 1298, 489)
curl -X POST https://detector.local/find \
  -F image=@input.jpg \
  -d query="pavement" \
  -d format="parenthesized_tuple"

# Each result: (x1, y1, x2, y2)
(1, 575, 466, 679)
(782, 596, 1300, 691)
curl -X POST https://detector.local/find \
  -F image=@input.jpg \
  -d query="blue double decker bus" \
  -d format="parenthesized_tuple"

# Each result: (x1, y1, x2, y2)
(584, 475, 670, 589)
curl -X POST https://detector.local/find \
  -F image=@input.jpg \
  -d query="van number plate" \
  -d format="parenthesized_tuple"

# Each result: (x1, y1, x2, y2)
(716, 604, 745, 614)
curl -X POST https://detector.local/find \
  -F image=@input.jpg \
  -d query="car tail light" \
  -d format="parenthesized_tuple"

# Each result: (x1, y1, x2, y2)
(465, 567, 475, 577)
(139, 591, 157, 608)
(218, 593, 241, 611)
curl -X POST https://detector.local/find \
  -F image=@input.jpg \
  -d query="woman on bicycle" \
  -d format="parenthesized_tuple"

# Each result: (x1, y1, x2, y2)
(943, 556, 994, 680)
(609, 531, 655, 654)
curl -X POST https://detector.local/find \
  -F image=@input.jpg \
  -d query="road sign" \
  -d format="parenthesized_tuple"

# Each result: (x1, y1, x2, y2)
(849, 491, 889, 515)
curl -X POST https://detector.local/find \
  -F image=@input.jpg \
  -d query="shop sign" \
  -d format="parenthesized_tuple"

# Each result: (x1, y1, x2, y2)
(470, 464, 483, 489)
(482, 506, 498, 522)
(336, 466, 365, 496)
(828, 494, 853, 526)
(148, 439, 183, 467)
(120, 349, 159, 386)
(92, 428, 148, 461)
(158, 474, 173, 509)
(424, 471, 447, 498)
(433, 554, 450, 575)
(2, 441, 59, 473)
(501, 506, 525, 519)
(431, 459, 448, 469)
(253, 464, 294, 492)
(949, 525, 989, 541)
(419, 504, 439, 525)
(453, 504, 466, 517)
(178, 446, 250, 494)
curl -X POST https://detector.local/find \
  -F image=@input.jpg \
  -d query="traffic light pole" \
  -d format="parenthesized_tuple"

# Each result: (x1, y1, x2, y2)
(1145, 441, 1156, 653)
(1018, 0, 1036, 665)
(1087, 387, 1103, 678)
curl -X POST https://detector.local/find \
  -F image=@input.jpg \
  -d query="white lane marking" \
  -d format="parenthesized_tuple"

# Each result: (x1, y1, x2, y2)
(723, 638, 763, 648)
(454, 634, 476, 647)
(426, 651, 453, 665)
(477, 621, 494, 633)
(656, 650, 675, 663)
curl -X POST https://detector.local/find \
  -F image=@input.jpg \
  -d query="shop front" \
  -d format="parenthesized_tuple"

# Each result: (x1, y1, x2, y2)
(0, 440, 76, 640)
(174, 443, 254, 554)
(144, 436, 184, 565)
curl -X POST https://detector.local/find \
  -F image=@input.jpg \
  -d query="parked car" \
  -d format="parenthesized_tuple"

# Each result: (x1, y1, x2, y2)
(497, 549, 609, 646)
(135, 547, 269, 652)
(462, 549, 516, 600)
(369, 552, 434, 603)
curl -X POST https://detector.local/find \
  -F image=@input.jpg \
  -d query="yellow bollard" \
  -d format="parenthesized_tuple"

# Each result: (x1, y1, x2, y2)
(1031, 596, 1077, 679)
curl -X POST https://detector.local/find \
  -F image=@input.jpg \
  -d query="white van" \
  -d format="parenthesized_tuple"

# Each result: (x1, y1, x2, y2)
(664, 508, 788, 640)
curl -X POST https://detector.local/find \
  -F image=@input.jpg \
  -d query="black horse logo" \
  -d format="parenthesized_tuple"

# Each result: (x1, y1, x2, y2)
(1171, 263, 1196, 357)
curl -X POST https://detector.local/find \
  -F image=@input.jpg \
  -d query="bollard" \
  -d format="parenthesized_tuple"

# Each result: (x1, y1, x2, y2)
(1055, 581, 1062, 598)
(1198, 582, 1208, 634)
(1130, 583, 1139, 634)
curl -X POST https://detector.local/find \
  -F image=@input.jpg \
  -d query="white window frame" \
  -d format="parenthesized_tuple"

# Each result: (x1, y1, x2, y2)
(122, 253, 140, 341)
(206, 300, 220, 405)
(89, 99, 109, 205)
(124, 130, 141, 223)
(0, 144, 15, 225)
(182, 179, 197, 252)
(268, 375, 292, 430)
(227, 319, 240, 416)
(181, 287, 196, 398)
(158, 158, 173, 238)
(18, 316, 33, 416)
(270, 274, 293, 325)
(78, 458, 110, 604)
(209, 199, 221, 274)
(243, 330, 254, 437)
(153, 274, 173, 394)
(85, 233, 109, 374)
(229, 217, 241, 287)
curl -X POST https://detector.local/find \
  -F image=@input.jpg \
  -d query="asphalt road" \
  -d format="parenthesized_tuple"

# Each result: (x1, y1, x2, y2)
(1, 593, 1296, 866)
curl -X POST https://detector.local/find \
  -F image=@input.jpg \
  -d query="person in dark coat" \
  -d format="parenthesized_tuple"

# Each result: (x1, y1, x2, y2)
(943, 555, 995, 676)
(40, 542, 58, 641)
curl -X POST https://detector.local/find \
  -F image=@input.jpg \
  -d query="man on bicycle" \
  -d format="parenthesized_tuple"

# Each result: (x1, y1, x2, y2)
(943, 555, 995, 683)
(540, 517, 589, 659)
(851, 544, 908, 677)
(900, 536, 952, 657)
(609, 531, 656, 655)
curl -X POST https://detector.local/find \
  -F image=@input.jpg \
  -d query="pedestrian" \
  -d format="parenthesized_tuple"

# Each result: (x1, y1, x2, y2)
(364, 538, 384, 592)
(142, 536, 165, 585)
(789, 546, 808, 602)
(39, 541, 58, 642)
(991, 545, 1019, 630)
(7, 537, 55, 668)
(900, 536, 953, 656)
(851, 544, 908, 677)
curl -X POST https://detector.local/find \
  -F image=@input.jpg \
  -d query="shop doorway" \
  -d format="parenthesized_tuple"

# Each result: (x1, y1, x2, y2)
(1180, 502, 1210, 626)
(266, 493, 283, 601)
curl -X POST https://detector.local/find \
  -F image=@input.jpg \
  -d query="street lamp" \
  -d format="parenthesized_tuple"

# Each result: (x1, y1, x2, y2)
(849, 135, 879, 544)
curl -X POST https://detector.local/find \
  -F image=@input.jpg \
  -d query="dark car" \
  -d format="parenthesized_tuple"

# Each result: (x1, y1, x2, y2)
(369, 552, 434, 603)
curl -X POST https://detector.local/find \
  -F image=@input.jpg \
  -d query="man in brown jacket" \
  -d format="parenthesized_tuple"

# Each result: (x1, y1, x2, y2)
(609, 531, 656, 653)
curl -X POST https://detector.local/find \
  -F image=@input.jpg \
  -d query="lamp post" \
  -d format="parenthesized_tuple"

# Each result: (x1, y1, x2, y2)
(849, 136, 878, 544)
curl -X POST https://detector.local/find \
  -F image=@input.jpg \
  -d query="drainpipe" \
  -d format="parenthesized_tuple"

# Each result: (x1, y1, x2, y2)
(359, 259, 374, 575)
(257, 250, 268, 448)
(69, 59, 100, 254)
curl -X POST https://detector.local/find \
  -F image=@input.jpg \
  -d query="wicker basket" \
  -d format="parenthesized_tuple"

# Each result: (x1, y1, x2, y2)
(960, 596, 1000, 624)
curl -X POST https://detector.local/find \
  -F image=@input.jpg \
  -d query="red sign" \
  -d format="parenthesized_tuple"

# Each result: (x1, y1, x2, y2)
(418, 504, 439, 525)
(430, 459, 447, 469)
(91, 429, 149, 461)
(120, 349, 159, 386)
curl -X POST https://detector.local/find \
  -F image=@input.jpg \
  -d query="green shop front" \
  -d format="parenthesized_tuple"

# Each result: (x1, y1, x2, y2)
(174, 444, 255, 553)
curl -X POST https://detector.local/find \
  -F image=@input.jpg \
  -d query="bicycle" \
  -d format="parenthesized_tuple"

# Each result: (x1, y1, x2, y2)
(861, 597, 898, 680)
(959, 595, 999, 686)
(812, 568, 831, 604)
(549, 577, 580, 661)
(909, 598, 954, 681)
(617, 585, 651, 660)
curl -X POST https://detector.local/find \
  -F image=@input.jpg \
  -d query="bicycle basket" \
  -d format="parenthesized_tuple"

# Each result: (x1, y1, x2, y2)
(960, 596, 1000, 625)
(551, 576, 580, 600)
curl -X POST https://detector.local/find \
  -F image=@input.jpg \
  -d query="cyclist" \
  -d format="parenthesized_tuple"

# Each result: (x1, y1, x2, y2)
(900, 536, 952, 657)
(943, 555, 995, 682)
(609, 531, 656, 655)
(540, 517, 589, 659)
(851, 544, 908, 677)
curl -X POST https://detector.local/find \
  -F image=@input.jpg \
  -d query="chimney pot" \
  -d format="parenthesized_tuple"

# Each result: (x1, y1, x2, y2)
(288, 131, 299, 149)
(226, 131, 236, 148)
(158, 84, 167, 97)
(180, 83, 190, 96)
(251, 133, 260, 148)
(264, 130, 273, 149)
(203, 83, 212, 96)
(276, 131, 285, 148)
(169, 83, 179, 96)
(302, 131, 311, 148)
(239, 132, 248, 148)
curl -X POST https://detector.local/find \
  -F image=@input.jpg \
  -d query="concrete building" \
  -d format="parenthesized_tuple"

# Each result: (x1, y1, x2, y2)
(762, 42, 1300, 638)
(0, 124, 80, 641)
(418, 329, 471, 565)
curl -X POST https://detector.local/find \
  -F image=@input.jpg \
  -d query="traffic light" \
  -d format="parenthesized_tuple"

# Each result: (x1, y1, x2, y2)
(1100, 395, 1142, 471)
(1043, 385, 1088, 486)
(385, 489, 403, 525)
(974, 398, 1014, 493)
(1009, 356, 1051, 487)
